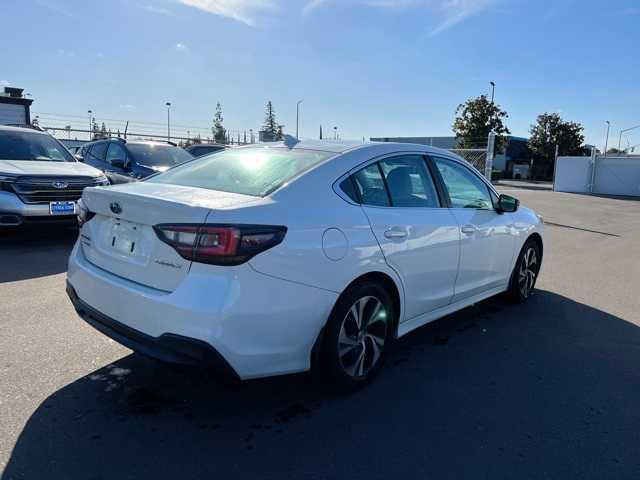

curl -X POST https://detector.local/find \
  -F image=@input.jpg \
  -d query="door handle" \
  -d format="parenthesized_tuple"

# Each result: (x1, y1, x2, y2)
(384, 228, 408, 239)
(461, 225, 478, 235)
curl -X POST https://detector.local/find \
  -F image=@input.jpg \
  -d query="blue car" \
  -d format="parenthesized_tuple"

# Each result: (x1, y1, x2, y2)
(81, 138, 194, 184)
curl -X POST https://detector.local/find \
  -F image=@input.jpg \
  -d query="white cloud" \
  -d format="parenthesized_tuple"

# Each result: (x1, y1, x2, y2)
(119, 104, 137, 111)
(430, 0, 497, 36)
(175, 42, 189, 50)
(303, 0, 498, 35)
(176, 0, 276, 26)
(0, 80, 9, 88)
(141, 3, 173, 15)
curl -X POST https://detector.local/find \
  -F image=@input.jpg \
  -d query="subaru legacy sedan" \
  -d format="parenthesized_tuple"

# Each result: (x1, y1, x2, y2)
(66, 141, 543, 387)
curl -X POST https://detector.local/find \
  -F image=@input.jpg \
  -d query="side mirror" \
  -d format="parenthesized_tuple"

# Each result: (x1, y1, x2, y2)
(74, 154, 84, 162)
(498, 194, 519, 213)
(110, 158, 126, 169)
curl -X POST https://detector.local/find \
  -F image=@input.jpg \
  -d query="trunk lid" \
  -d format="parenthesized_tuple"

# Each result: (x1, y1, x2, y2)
(80, 182, 258, 291)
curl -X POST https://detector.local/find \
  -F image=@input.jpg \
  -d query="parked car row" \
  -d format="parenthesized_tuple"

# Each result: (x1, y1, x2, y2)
(0, 125, 228, 228)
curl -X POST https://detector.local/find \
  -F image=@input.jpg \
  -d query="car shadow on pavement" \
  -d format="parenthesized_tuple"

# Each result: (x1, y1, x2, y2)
(0, 226, 77, 283)
(4, 290, 640, 479)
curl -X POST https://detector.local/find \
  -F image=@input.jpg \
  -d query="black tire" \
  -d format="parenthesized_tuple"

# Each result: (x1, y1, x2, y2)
(507, 238, 541, 303)
(321, 281, 394, 389)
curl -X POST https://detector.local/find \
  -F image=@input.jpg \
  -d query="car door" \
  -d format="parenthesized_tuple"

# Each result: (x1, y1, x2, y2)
(431, 156, 516, 302)
(353, 155, 460, 321)
(105, 142, 133, 184)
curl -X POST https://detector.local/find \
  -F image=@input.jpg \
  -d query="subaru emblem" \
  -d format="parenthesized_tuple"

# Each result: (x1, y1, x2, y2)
(52, 181, 68, 189)
(110, 202, 122, 215)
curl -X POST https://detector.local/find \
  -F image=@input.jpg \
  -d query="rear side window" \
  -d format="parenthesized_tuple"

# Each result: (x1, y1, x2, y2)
(147, 147, 333, 197)
(379, 156, 439, 208)
(339, 178, 360, 203)
(352, 164, 390, 207)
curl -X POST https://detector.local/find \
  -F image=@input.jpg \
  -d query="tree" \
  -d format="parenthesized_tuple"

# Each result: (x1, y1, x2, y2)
(528, 113, 585, 179)
(262, 101, 281, 141)
(213, 103, 227, 144)
(453, 95, 510, 149)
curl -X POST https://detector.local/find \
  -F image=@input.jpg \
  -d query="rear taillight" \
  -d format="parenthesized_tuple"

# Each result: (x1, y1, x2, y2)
(77, 199, 96, 227)
(153, 224, 287, 266)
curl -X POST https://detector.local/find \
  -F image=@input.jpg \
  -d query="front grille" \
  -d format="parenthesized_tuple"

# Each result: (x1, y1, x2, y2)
(12, 176, 102, 205)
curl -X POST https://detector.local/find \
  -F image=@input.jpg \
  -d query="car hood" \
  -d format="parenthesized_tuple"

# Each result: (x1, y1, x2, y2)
(0, 160, 103, 177)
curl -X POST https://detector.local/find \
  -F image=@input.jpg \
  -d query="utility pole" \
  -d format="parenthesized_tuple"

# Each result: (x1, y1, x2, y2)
(490, 81, 496, 103)
(87, 110, 92, 140)
(333, 126, 338, 140)
(296, 100, 303, 139)
(165, 102, 172, 142)
(603, 121, 610, 157)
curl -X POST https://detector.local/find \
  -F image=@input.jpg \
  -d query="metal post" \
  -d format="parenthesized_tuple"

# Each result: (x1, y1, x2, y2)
(490, 81, 495, 103)
(603, 120, 610, 157)
(296, 100, 303, 139)
(589, 146, 597, 194)
(87, 110, 92, 140)
(485, 132, 496, 180)
(552, 144, 559, 191)
(165, 102, 171, 142)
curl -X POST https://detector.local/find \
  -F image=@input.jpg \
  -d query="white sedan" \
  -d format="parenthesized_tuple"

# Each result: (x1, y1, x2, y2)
(67, 140, 543, 387)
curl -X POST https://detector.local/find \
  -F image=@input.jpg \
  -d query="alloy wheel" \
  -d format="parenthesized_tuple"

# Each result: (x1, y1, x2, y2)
(518, 247, 538, 298)
(338, 296, 388, 379)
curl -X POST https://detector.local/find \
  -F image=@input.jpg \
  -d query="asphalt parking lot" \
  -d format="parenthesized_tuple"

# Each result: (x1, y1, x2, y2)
(1, 187, 639, 480)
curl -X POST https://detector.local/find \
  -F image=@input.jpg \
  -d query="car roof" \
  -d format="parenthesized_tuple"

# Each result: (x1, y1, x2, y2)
(188, 143, 227, 148)
(0, 125, 49, 135)
(238, 139, 458, 157)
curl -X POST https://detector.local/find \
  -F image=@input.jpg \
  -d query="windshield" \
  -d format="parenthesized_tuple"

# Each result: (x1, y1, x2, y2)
(0, 130, 75, 162)
(127, 143, 194, 168)
(146, 146, 333, 197)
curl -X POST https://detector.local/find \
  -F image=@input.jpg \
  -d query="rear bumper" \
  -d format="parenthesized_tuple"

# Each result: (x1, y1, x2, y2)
(66, 282, 239, 380)
(66, 241, 338, 380)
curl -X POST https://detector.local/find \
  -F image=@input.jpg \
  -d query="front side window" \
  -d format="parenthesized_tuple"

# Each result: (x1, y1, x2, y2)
(0, 130, 75, 162)
(89, 142, 108, 161)
(433, 157, 493, 209)
(379, 156, 439, 208)
(352, 163, 390, 207)
(106, 143, 127, 166)
(147, 147, 333, 197)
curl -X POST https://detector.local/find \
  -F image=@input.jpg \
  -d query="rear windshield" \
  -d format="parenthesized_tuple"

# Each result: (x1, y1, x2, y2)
(0, 130, 75, 162)
(146, 146, 333, 197)
(127, 143, 194, 168)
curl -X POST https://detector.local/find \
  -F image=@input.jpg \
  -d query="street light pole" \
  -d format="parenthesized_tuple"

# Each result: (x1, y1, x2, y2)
(165, 102, 171, 142)
(87, 110, 92, 140)
(604, 121, 611, 157)
(490, 81, 496, 103)
(296, 100, 303, 139)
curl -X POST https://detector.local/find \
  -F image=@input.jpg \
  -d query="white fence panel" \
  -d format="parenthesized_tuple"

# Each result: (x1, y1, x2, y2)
(554, 156, 591, 193)
(593, 157, 640, 197)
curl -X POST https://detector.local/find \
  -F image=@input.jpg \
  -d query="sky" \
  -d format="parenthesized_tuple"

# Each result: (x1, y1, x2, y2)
(2, 0, 639, 149)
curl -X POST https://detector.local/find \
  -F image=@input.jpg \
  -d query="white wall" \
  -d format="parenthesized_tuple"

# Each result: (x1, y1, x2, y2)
(554, 156, 592, 193)
(555, 155, 640, 197)
(593, 156, 640, 197)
